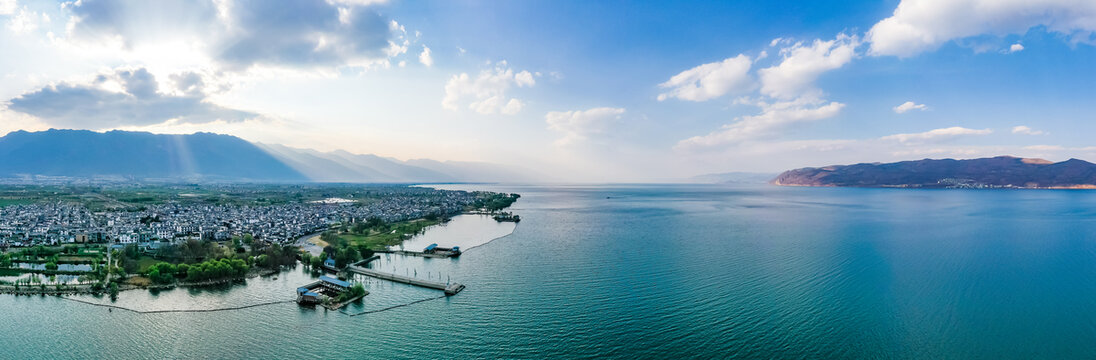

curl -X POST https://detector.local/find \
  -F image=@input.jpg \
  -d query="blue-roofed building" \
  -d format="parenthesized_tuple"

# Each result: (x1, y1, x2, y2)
(320, 275, 350, 292)
(422, 243, 460, 257)
(297, 289, 321, 304)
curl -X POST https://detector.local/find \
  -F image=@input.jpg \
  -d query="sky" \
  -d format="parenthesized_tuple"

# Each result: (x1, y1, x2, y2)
(0, 0, 1095, 182)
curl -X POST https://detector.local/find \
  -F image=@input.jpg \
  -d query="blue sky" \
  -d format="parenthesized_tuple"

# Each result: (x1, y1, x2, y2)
(0, 0, 1094, 181)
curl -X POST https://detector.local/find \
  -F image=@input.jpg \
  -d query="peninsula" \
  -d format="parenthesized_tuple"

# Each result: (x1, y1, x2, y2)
(773, 156, 1096, 189)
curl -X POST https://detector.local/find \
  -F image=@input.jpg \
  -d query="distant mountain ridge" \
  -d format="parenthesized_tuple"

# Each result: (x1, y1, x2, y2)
(773, 156, 1096, 189)
(256, 143, 540, 183)
(0, 129, 306, 181)
(0, 129, 536, 183)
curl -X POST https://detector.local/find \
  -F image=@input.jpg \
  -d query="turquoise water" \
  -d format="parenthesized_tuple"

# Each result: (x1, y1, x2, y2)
(3, 184, 1096, 358)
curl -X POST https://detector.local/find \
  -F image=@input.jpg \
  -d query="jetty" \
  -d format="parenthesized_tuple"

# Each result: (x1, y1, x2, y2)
(390, 250, 450, 258)
(346, 265, 465, 296)
(375, 243, 461, 258)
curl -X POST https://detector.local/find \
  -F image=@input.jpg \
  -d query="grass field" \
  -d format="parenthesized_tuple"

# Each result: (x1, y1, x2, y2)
(122, 276, 151, 287)
(135, 256, 160, 273)
(340, 219, 442, 250)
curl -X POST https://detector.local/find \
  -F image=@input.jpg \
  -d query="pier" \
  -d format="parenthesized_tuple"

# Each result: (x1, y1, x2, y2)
(346, 265, 465, 295)
(374, 243, 461, 258)
(390, 250, 453, 258)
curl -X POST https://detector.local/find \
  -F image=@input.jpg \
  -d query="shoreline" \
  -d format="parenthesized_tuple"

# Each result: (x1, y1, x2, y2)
(0, 267, 281, 296)
(772, 182, 1096, 190)
(2, 203, 520, 308)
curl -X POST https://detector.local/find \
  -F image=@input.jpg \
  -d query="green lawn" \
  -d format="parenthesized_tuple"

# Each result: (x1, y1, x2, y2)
(340, 219, 441, 250)
(135, 256, 160, 273)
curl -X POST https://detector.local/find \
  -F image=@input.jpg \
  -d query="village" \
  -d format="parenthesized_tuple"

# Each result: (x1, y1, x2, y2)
(0, 185, 521, 309)
(0, 186, 487, 249)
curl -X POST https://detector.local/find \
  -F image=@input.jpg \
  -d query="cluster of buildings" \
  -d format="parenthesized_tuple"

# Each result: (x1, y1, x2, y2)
(0, 189, 482, 248)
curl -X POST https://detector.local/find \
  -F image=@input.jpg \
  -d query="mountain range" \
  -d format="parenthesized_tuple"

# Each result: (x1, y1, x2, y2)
(0, 129, 539, 183)
(773, 156, 1096, 189)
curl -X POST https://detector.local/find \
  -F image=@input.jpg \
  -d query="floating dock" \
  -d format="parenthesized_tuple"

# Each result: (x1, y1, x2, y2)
(377, 244, 461, 258)
(347, 265, 465, 295)
(390, 250, 454, 258)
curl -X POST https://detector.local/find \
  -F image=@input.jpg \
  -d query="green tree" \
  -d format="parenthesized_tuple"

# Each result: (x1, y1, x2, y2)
(334, 249, 350, 268)
(352, 221, 368, 234)
(365, 217, 385, 229)
(255, 254, 270, 268)
(124, 244, 139, 259)
(109, 283, 119, 301)
(355, 245, 375, 260)
(176, 263, 190, 277)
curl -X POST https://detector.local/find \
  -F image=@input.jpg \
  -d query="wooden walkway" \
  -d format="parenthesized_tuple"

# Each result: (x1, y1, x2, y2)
(391, 250, 453, 258)
(346, 265, 465, 295)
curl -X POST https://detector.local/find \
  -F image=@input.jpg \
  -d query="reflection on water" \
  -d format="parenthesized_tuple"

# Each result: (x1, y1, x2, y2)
(1, 263, 90, 285)
(389, 214, 516, 252)
(13, 184, 1096, 358)
(0, 273, 83, 285)
(15, 263, 92, 271)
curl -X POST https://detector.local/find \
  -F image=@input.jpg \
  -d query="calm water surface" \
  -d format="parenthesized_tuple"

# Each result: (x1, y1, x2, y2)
(2, 184, 1096, 359)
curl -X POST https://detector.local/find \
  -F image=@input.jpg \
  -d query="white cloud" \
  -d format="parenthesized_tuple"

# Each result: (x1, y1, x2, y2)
(1012, 125, 1046, 135)
(0, 0, 15, 15)
(514, 70, 535, 87)
(7, 67, 257, 129)
(419, 45, 433, 67)
(893, 101, 927, 113)
(7, 6, 40, 34)
(61, 0, 404, 72)
(328, 0, 390, 5)
(758, 34, 859, 99)
(867, 0, 1096, 57)
(442, 62, 536, 115)
(0, 108, 49, 136)
(1009, 43, 1025, 53)
(546, 107, 625, 145)
(881, 126, 992, 143)
(666, 34, 859, 154)
(676, 97, 845, 150)
(657, 54, 753, 102)
(1023, 144, 1064, 151)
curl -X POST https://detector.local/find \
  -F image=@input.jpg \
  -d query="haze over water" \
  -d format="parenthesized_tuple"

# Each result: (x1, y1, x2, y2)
(3, 184, 1096, 358)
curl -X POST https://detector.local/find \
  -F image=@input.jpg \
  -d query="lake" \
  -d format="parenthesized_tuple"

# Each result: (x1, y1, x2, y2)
(2, 184, 1096, 358)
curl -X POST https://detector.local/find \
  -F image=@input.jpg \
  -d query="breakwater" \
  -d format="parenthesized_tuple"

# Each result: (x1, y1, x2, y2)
(341, 295, 447, 317)
(60, 296, 295, 314)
